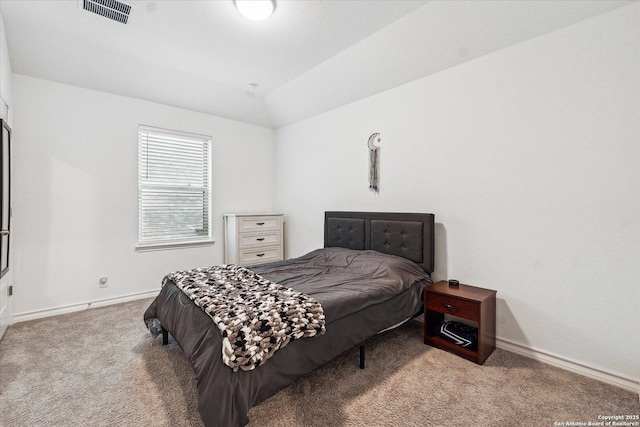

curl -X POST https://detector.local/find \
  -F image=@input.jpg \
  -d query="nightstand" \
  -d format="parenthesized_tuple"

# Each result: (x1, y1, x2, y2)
(423, 280, 497, 364)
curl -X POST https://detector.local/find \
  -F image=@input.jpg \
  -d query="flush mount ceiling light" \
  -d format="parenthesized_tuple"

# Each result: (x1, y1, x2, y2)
(234, 0, 276, 21)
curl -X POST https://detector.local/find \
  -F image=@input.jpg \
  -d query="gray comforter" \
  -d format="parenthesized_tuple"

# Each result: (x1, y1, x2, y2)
(144, 247, 431, 427)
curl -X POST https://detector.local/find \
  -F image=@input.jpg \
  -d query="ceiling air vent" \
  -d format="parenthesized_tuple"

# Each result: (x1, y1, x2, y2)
(80, 0, 133, 24)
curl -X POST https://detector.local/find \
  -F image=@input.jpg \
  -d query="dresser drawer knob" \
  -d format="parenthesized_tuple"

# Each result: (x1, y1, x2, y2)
(256, 237, 265, 241)
(256, 253, 265, 257)
(443, 303, 460, 311)
(256, 222, 265, 226)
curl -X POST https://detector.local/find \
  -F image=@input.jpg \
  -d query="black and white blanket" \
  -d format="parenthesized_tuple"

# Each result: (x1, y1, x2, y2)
(163, 264, 326, 372)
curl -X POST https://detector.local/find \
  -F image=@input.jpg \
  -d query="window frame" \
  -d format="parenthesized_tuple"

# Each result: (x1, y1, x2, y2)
(136, 125, 213, 251)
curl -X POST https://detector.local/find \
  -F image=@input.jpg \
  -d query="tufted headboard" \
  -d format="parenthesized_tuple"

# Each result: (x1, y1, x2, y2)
(324, 211, 435, 273)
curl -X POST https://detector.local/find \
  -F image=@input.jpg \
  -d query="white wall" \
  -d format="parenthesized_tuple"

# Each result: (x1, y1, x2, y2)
(11, 75, 275, 316)
(0, 13, 11, 116)
(275, 5, 639, 387)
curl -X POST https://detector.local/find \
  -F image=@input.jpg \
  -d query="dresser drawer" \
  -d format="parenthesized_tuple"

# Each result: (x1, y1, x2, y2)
(238, 216, 281, 232)
(239, 232, 281, 249)
(425, 292, 479, 321)
(239, 246, 282, 266)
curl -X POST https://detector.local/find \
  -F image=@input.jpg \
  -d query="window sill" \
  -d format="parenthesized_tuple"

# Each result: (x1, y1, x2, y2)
(135, 239, 215, 252)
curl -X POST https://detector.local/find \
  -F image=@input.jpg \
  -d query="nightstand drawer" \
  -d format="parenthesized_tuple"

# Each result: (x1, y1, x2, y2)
(426, 292, 479, 320)
(239, 232, 281, 249)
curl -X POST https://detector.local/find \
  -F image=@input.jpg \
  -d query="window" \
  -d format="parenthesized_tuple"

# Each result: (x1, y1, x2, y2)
(137, 125, 212, 248)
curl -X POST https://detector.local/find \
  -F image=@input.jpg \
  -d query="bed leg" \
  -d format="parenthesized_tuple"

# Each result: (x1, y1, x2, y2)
(359, 345, 365, 369)
(161, 326, 169, 345)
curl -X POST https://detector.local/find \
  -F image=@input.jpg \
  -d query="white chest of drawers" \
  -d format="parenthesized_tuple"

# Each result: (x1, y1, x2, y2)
(223, 213, 284, 266)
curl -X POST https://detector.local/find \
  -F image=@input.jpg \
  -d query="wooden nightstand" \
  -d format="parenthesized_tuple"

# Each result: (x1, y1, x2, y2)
(424, 281, 496, 364)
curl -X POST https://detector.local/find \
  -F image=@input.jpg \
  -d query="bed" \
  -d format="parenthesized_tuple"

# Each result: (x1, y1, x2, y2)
(144, 211, 435, 427)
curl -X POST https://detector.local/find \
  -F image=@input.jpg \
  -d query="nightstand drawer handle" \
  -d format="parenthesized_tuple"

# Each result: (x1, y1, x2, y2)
(256, 253, 265, 257)
(256, 222, 265, 226)
(443, 303, 460, 311)
(256, 237, 265, 241)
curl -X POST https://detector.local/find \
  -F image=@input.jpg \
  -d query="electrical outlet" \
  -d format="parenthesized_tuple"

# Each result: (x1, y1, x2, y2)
(99, 276, 108, 288)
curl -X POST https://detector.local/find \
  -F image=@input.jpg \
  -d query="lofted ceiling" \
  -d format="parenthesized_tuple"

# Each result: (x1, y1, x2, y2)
(0, 0, 634, 128)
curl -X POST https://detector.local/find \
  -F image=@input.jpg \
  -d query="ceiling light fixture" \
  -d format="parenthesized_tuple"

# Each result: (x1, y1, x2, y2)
(234, 0, 276, 21)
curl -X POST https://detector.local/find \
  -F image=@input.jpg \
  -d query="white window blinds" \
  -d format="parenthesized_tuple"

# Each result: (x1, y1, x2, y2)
(138, 125, 212, 247)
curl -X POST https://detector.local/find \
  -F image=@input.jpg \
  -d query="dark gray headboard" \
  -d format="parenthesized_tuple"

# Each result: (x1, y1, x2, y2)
(324, 211, 435, 273)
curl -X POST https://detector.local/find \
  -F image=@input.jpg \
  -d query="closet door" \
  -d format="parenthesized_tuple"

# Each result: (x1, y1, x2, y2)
(0, 119, 11, 340)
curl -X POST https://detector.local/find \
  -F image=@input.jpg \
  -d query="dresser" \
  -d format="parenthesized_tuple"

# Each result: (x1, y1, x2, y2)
(223, 213, 284, 266)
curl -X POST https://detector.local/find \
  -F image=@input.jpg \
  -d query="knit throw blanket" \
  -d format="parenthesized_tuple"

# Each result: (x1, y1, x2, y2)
(163, 264, 326, 372)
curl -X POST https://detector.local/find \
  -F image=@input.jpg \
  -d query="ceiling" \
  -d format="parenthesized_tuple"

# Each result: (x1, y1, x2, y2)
(0, 0, 634, 128)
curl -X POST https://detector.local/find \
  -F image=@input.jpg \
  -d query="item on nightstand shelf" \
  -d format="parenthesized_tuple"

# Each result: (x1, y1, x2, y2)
(432, 321, 478, 350)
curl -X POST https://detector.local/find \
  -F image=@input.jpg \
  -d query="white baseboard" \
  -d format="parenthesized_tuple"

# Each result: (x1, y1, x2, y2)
(12, 290, 160, 324)
(496, 337, 639, 394)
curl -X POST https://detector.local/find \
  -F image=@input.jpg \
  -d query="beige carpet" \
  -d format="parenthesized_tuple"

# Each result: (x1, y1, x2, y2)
(0, 298, 637, 427)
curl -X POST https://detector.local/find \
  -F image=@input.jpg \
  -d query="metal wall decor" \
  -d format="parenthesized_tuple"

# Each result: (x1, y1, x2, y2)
(368, 133, 381, 193)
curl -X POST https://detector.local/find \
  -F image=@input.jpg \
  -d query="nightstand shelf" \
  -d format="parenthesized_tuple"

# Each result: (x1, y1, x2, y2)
(423, 281, 496, 364)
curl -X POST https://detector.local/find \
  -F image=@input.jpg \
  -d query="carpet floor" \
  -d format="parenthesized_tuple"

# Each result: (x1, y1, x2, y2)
(0, 298, 637, 426)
